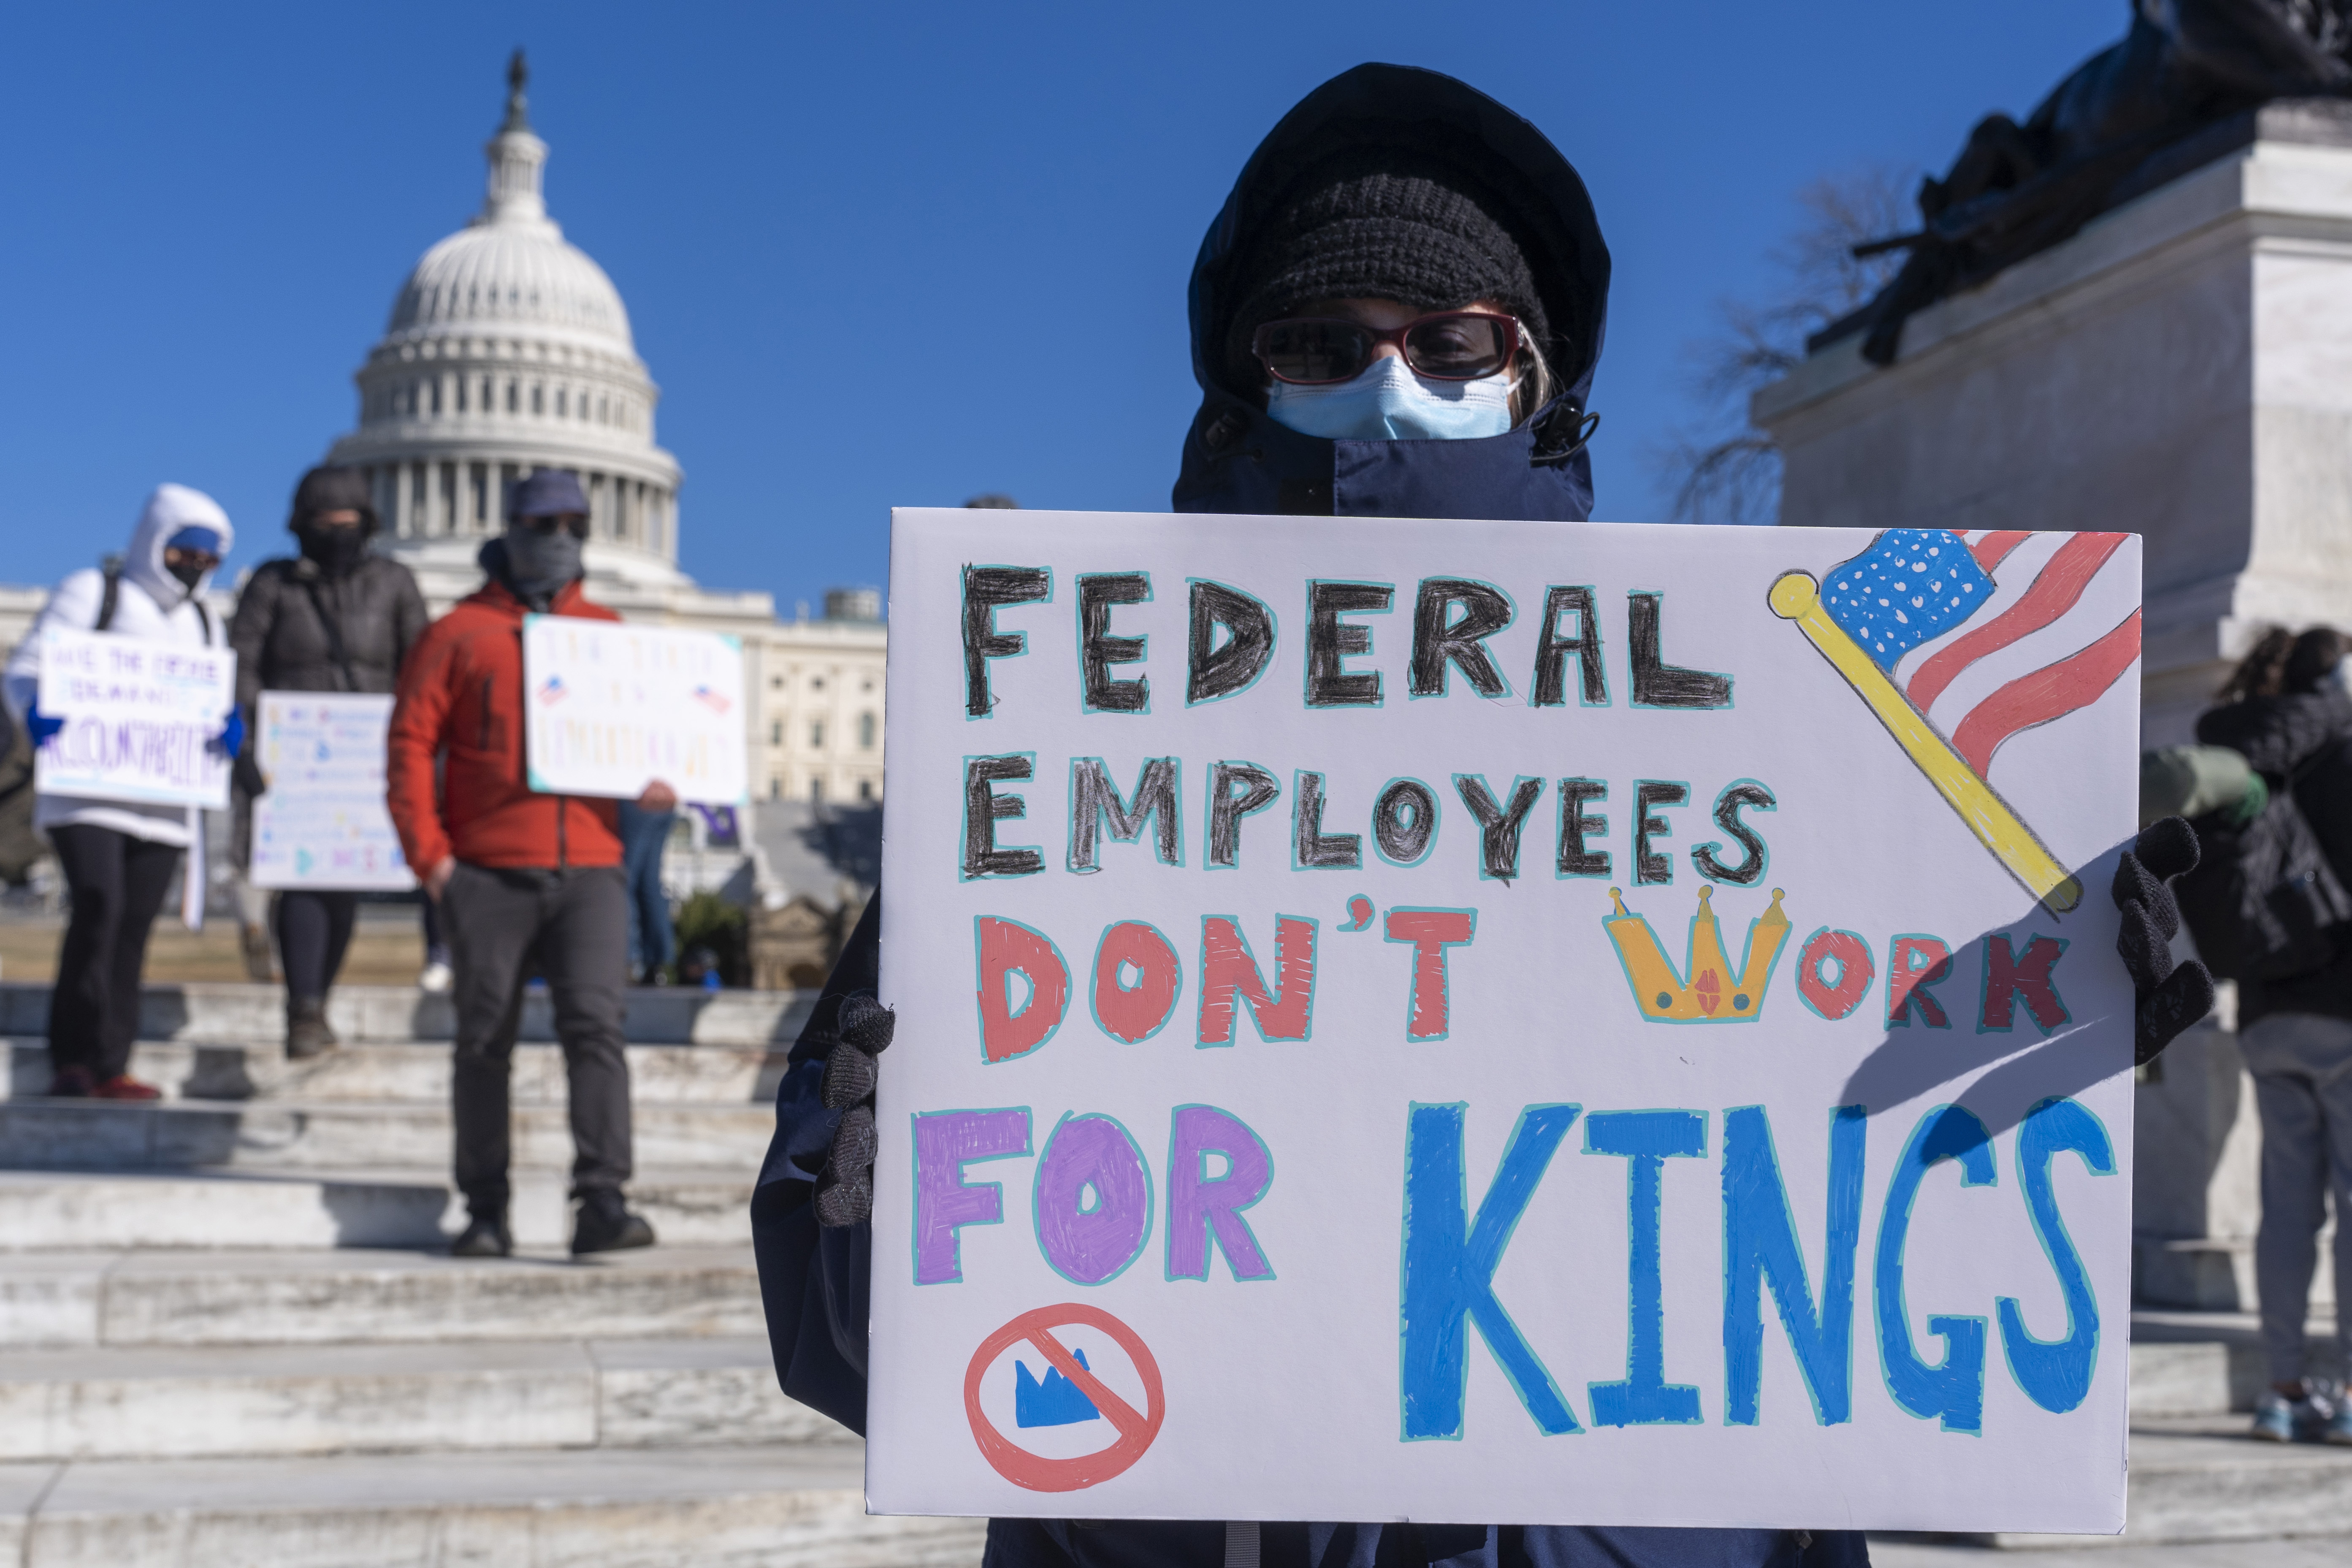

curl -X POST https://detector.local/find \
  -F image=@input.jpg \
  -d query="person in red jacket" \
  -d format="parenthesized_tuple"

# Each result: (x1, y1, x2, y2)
(387, 469, 674, 1257)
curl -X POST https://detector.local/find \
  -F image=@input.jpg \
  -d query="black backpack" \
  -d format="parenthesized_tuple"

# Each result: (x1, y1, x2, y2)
(2180, 777, 2352, 984)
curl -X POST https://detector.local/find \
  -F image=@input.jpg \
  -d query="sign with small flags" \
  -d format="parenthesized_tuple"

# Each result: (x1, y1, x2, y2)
(870, 509, 2141, 1533)
(518, 616, 748, 805)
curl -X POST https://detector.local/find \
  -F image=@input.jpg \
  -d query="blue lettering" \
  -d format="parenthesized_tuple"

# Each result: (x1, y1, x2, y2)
(1875, 1104, 1995, 1434)
(1586, 1109, 1706, 1427)
(1399, 1102, 1582, 1440)
(1997, 1096, 2114, 1414)
(1722, 1104, 1865, 1425)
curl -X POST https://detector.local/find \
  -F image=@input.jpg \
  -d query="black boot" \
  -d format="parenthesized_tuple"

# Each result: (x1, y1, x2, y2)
(572, 1188, 656, 1255)
(451, 1205, 512, 1258)
(286, 996, 336, 1061)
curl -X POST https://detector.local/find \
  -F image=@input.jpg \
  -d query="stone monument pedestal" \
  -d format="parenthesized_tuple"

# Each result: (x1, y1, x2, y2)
(1756, 113, 2352, 1313)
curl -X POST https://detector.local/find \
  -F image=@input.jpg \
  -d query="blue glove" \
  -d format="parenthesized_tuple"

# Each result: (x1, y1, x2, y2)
(24, 703, 63, 745)
(211, 707, 246, 760)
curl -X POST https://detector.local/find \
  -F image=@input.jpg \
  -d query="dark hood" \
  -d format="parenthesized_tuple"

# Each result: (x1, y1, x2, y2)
(1173, 64, 1611, 522)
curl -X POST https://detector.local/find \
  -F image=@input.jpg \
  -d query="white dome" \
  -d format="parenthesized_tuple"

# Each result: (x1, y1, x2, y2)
(387, 222, 634, 352)
(325, 53, 684, 594)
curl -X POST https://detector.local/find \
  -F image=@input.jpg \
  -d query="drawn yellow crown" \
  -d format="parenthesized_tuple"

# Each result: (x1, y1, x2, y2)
(1603, 885, 1791, 1024)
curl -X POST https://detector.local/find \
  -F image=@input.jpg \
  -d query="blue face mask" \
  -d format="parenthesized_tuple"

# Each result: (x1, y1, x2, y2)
(1264, 354, 1517, 441)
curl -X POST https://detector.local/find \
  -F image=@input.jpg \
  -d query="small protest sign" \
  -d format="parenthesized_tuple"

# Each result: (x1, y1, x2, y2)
(34, 626, 235, 810)
(520, 616, 748, 804)
(869, 509, 2142, 1533)
(249, 693, 413, 891)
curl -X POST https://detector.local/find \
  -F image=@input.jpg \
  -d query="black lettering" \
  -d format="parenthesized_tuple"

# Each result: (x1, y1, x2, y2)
(1556, 777, 1610, 877)
(1206, 761, 1280, 868)
(1305, 581, 1392, 707)
(1694, 780, 1775, 886)
(1410, 578, 1512, 698)
(962, 566, 1051, 718)
(1634, 780, 1689, 885)
(1067, 757, 1182, 872)
(1292, 771, 1362, 868)
(1532, 585, 1607, 707)
(1629, 591, 1731, 708)
(1453, 775, 1545, 883)
(1374, 779, 1439, 865)
(1189, 581, 1276, 705)
(964, 754, 1043, 877)
(1078, 573, 1151, 714)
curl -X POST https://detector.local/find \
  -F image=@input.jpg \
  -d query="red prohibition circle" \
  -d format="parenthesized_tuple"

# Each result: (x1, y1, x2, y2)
(962, 1303, 1166, 1492)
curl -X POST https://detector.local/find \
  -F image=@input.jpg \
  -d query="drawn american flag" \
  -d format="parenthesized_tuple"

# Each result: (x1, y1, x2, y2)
(1818, 527, 2141, 784)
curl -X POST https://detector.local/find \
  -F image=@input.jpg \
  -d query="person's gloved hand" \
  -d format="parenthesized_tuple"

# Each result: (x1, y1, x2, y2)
(814, 990, 895, 1227)
(210, 707, 246, 762)
(233, 746, 267, 799)
(2113, 815, 2216, 1066)
(24, 703, 63, 745)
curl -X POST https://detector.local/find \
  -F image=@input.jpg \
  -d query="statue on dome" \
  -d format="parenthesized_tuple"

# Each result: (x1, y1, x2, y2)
(501, 48, 530, 132)
(1845, 0, 2352, 366)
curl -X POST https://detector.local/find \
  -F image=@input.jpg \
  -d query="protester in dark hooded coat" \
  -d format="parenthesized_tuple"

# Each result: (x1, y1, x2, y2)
(753, 64, 2209, 1568)
(228, 466, 429, 1056)
(2189, 626, 2352, 1441)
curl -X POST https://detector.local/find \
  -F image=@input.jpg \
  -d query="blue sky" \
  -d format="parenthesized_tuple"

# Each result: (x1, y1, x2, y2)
(0, 2, 2121, 612)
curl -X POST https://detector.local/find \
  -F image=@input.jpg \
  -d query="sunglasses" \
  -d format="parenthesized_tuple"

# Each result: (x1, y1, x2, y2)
(513, 513, 590, 539)
(1252, 310, 1521, 385)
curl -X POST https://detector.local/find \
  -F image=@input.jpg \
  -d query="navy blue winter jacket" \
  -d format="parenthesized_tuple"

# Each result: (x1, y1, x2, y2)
(751, 62, 1870, 1568)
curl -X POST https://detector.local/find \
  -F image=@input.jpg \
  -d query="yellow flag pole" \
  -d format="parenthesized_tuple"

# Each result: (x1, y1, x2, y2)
(1768, 570, 2082, 915)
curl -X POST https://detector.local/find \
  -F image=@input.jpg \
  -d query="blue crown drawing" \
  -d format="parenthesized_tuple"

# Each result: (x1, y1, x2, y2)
(1014, 1348, 1101, 1428)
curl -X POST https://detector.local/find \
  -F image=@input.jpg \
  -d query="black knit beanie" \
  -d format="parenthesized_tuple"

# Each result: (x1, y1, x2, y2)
(1225, 149, 1549, 390)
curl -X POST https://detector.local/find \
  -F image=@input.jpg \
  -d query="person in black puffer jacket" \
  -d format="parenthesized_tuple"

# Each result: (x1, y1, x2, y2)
(2193, 626, 2352, 1443)
(227, 466, 430, 1057)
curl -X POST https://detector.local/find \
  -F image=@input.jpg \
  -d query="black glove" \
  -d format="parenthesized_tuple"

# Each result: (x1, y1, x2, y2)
(233, 745, 267, 800)
(2113, 816, 2215, 1066)
(813, 991, 894, 1228)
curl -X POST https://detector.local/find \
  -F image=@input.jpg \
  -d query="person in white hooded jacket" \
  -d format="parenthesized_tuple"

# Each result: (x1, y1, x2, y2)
(3, 484, 236, 1098)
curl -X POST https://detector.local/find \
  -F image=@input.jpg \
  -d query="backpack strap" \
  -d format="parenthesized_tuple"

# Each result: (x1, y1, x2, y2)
(299, 573, 358, 691)
(94, 556, 122, 633)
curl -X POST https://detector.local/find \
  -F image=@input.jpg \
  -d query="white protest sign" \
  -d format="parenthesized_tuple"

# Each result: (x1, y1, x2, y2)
(34, 627, 235, 810)
(249, 693, 414, 891)
(520, 616, 748, 805)
(870, 509, 2142, 1534)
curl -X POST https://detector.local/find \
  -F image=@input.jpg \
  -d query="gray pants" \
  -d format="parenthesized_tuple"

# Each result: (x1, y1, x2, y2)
(439, 862, 633, 1211)
(2242, 1011, 2352, 1385)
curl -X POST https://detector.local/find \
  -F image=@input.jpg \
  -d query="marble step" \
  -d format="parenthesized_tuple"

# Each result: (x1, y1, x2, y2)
(0, 979, 817, 1048)
(0, 1095, 774, 1172)
(2129, 1339, 2263, 1416)
(1, 1244, 763, 1350)
(0, 1334, 843, 1461)
(1979, 1417, 2352, 1548)
(0, 1167, 754, 1251)
(0, 1445, 986, 1568)
(5, 1037, 782, 1105)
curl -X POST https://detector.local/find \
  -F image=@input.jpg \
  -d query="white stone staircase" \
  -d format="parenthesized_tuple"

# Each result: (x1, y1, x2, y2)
(0, 981, 984, 1567)
(9, 983, 2352, 1557)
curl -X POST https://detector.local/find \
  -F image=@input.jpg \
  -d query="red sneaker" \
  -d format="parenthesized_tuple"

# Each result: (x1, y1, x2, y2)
(91, 1075, 162, 1102)
(45, 1065, 95, 1098)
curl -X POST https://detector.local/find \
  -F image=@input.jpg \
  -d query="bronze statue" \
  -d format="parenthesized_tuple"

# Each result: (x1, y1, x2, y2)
(1848, 1, 2352, 365)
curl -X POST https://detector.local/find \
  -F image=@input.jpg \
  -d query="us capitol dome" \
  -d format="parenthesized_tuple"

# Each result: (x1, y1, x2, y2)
(326, 55, 883, 808)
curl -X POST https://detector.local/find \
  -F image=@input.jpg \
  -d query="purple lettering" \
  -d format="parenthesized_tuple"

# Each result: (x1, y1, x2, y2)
(1166, 1105, 1275, 1281)
(912, 1108, 1032, 1285)
(1033, 1112, 1153, 1284)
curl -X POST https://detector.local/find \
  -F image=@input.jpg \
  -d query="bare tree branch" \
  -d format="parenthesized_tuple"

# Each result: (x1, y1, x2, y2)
(1650, 165, 1917, 525)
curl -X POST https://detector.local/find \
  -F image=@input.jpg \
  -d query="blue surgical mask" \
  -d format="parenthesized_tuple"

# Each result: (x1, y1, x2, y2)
(1264, 354, 1517, 441)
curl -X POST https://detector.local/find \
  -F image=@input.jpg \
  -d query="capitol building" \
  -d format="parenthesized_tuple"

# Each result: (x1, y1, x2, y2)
(3, 57, 885, 811)
(340, 57, 885, 807)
